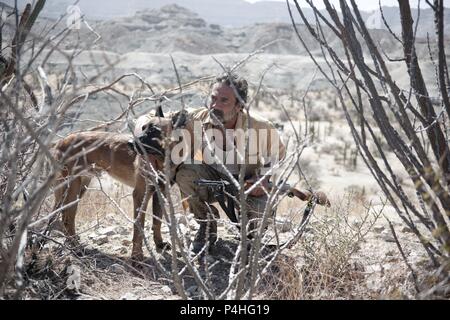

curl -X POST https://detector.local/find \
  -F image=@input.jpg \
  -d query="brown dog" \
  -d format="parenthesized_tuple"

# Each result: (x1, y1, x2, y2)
(51, 109, 188, 261)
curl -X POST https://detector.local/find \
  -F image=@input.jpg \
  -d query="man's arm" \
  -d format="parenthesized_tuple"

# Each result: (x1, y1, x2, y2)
(245, 174, 270, 197)
(246, 122, 286, 197)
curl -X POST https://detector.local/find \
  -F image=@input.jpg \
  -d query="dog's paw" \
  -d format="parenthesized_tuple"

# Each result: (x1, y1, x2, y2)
(131, 250, 144, 263)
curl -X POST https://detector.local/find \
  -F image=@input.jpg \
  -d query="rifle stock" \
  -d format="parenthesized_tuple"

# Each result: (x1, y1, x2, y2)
(195, 179, 331, 207)
(267, 182, 331, 207)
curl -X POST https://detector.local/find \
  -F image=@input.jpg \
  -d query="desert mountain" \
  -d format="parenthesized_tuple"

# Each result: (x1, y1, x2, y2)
(2, 0, 449, 36)
(56, 4, 406, 57)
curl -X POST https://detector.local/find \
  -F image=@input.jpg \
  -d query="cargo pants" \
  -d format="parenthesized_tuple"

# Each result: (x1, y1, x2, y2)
(175, 163, 270, 252)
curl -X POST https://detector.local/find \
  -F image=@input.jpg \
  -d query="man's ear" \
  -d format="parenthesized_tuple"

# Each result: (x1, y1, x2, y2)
(171, 109, 188, 129)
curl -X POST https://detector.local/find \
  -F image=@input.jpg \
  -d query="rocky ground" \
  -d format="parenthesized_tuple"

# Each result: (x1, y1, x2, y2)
(20, 149, 432, 300)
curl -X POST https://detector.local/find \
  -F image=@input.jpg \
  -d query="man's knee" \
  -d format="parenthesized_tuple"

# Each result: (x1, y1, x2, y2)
(247, 195, 270, 216)
(176, 164, 218, 202)
(176, 164, 201, 194)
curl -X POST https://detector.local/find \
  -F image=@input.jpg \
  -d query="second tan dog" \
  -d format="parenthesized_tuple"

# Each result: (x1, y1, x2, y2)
(51, 110, 188, 261)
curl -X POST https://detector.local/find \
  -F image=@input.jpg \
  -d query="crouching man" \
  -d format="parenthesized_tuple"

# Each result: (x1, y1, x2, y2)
(175, 73, 286, 254)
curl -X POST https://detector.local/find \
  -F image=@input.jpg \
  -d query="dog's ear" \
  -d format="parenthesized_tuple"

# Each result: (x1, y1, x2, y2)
(156, 105, 164, 118)
(171, 109, 188, 129)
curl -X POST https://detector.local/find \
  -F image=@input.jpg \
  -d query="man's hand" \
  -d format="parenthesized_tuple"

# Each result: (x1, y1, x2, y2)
(245, 175, 270, 197)
(299, 190, 331, 207)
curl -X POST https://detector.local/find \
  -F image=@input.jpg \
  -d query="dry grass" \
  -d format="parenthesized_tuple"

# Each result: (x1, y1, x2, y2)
(77, 178, 134, 223)
(258, 191, 380, 300)
(18, 175, 423, 300)
(259, 255, 304, 300)
(12, 177, 166, 300)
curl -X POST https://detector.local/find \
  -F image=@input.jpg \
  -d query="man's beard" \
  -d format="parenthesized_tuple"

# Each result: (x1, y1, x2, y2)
(209, 107, 239, 126)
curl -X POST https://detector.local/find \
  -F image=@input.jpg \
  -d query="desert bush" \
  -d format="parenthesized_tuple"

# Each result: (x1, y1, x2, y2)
(308, 102, 333, 122)
(258, 192, 379, 299)
(298, 192, 378, 299)
(289, 0, 450, 297)
(0, 1, 153, 298)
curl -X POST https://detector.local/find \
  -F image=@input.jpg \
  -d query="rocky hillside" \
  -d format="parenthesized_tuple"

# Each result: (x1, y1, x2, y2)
(58, 4, 405, 57)
(3, 0, 450, 35)
(3, 3, 446, 56)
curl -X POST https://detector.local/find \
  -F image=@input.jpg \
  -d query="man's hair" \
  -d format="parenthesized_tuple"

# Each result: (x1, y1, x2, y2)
(215, 73, 248, 105)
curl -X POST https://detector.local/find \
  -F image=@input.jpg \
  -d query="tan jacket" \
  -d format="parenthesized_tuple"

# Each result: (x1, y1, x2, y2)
(182, 107, 286, 178)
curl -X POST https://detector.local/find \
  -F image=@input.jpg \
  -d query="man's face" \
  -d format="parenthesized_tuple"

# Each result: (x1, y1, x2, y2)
(209, 83, 240, 124)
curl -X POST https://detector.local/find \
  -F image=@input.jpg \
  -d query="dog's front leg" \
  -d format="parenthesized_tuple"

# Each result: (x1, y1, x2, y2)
(152, 190, 172, 252)
(131, 174, 152, 261)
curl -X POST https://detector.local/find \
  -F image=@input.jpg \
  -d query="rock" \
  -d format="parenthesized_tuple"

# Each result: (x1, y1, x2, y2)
(186, 285, 200, 297)
(382, 234, 396, 243)
(385, 256, 400, 263)
(352, 219, 362, 228)
(373, 226, 385, 234)
(368, 264, 382, 273)
(66, 265, 81, 291)
(116, 226, 129, 236)
(122, 239, 131, 246)
(142, 295, 166, 300)
(223, 223, 239, 236)
(161, 224, 170, 233)
(160, 285, 173, 295)
(178, 224, 190, 236)
(401, 226, 413, 234)
(379, 230, 396, 242)
(382, 263, 394, 271)
(94, 235, 109, 245)
(385, 250, 397, 257)
(175, 213, 188, 226)
(275, 218, 293, 233)
(110, 263, 126, 274)
(415, 258, 430, 268)
(112, 245, 127, 254)
(120, 292, 138, 300)
(110, 234, 123, 241)
(205, 255, 215, 264)
(186, 214, 198, 230)
(366, 275, 382, 292)
(97, 226, 117, 236)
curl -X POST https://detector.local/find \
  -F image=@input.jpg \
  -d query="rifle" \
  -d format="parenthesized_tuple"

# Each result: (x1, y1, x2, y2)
(194, 178, 231, 189)
(194, 179, 330, 224)
(194, 179, 238, 223)
(250, 180, 331, 207)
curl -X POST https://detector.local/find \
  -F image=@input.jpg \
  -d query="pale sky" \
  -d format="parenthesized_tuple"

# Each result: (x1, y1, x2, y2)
(244, 0, 450, 11)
